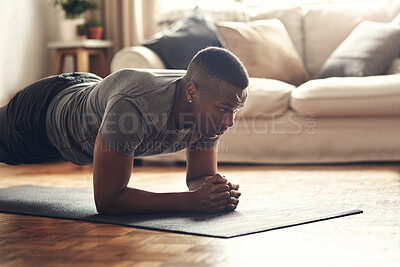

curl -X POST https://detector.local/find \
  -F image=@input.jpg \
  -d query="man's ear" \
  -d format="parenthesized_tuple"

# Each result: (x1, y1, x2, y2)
(186, 82, 198, 102)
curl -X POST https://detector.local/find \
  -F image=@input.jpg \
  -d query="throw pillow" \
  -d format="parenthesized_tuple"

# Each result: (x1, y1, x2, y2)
(216, 19, 310, 86)
(142, 6, 222, 69)
(318, 21, 400, 78)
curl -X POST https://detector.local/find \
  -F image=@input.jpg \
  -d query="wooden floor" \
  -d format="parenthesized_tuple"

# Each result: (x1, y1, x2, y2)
(0, 161, 399, 266)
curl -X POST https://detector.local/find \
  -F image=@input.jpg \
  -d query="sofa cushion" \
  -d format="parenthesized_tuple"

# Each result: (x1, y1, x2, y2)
(303, 1, 391, 78)
(216, 19, 309, 86)
(318, 21, 400, 78)
(142, 6, 222, 69)
(249, 6, 303, 61)
(238, 77, 294, 118)
(290, 74, 400, 117)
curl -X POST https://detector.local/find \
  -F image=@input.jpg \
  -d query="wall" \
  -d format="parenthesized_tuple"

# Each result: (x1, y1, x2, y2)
(0, 0, 61, 106)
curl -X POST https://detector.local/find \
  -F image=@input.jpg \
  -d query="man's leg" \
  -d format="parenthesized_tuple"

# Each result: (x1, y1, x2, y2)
(0, 105, 18, 164)
(0, 76, 65, 164)
(0, 73, 102, 165)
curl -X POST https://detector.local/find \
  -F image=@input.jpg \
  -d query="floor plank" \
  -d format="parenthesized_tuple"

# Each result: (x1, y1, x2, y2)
(0, 161, 399, 266)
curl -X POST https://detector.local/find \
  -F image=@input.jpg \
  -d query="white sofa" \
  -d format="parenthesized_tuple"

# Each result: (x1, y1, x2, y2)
(110, 0, 400, 164)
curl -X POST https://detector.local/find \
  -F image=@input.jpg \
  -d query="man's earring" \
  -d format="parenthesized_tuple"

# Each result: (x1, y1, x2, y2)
(188, 100, 192, 103)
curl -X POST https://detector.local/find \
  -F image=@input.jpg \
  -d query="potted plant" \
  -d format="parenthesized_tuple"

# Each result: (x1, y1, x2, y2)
(85, 19, 104, 40)
(77, 24, 87, 39)
(54, 0, 98, 41)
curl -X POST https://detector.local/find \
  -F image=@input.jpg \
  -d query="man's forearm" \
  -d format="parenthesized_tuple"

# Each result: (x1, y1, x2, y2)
(99, 187, 194, 215)
(187, 175, 213, 191)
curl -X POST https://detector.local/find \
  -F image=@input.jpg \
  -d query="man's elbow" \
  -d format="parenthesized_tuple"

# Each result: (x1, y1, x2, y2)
(95, 197, 118, 215)
(95, 205, 110, 215)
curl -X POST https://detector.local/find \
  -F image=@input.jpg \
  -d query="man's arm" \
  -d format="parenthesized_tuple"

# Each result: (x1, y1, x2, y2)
(186, 145, 218, 190)
(186, 145, 241, 211)
(93, 133, 230, 215)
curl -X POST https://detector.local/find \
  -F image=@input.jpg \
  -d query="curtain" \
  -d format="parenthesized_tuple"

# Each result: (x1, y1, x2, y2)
(102, 0, 160, 55)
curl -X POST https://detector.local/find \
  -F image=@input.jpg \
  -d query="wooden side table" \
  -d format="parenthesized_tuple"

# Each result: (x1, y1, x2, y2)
(48, 40, 113, 78)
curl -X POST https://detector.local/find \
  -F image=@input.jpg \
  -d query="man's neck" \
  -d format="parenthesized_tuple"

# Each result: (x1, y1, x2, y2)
(174, 80, 194, 130)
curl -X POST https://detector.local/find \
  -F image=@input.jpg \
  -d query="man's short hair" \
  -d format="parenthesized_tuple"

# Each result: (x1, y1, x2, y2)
(184, 47, 249, 91)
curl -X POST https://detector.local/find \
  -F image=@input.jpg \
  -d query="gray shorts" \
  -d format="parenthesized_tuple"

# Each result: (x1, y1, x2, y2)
(0, 73, 102, 165)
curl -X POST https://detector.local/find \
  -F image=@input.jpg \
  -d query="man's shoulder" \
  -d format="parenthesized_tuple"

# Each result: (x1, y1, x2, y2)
(103, 70, 180, 126)
(109, 68, 181, 84)
(111, 68, 154, 79)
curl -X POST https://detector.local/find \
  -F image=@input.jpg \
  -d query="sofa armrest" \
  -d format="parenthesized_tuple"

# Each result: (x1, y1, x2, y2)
(110, 46, 166, 72)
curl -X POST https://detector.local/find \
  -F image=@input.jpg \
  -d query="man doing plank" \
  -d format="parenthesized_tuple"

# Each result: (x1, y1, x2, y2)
(0, 47, 249, 215)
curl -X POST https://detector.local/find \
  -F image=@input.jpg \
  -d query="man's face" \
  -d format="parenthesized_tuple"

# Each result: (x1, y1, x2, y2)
(192, 80, 248, 139)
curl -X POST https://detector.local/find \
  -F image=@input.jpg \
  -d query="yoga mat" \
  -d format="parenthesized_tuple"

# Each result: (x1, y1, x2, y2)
(0, 185, 362, 238)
